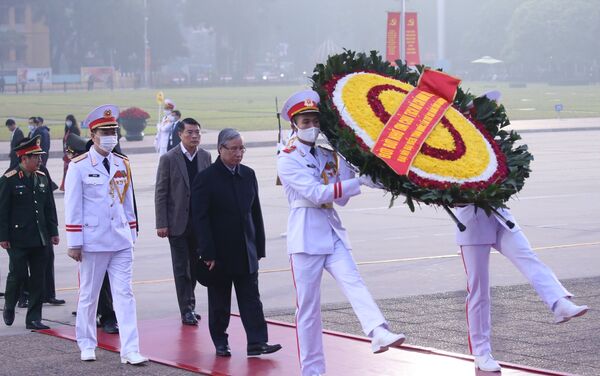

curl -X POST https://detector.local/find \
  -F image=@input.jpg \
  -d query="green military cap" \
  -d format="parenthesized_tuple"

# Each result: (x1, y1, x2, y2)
(14, 135, 46, 157)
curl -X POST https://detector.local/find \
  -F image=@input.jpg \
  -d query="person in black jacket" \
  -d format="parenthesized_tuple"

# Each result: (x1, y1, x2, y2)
(191, 128, 281, 358)
(29, 117, 51, 167)
(60, 114, 81, 191)
(6, 119, 25, 170)
(166, 110, 182, 151)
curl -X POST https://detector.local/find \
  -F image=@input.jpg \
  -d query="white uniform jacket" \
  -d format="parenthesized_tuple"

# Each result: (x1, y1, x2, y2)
(454, 205, 520, 246)
(64, 147, 137, 252)
(277, 140, 360, 255)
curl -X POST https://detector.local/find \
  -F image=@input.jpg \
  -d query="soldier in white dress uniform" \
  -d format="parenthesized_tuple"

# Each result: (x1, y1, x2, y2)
(65, 104, 148, 365)
(454, 205, 589, 372)
(155, 99, 176, 156)
(277, 90, 406, 376)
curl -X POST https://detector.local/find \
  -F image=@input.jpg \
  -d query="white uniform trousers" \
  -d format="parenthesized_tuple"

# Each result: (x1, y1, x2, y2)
(460, 228, 571, 356)
(76, 248, 140, 356)
(290, 233, 386, 376)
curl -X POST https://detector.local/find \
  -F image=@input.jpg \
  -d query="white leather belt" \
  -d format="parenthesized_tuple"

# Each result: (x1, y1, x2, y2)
(291, 199, 333, 209)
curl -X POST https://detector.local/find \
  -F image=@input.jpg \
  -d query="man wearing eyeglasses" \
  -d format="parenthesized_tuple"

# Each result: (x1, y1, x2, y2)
(155, 118, 211, 325)
(191, 128, 281, 358)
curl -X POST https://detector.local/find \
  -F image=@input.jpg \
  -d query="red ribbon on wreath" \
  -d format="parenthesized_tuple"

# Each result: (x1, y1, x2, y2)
(372, 69, 461, 175)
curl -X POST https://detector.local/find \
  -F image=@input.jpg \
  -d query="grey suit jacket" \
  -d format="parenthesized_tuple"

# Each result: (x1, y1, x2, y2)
(155, 145, 211, 236)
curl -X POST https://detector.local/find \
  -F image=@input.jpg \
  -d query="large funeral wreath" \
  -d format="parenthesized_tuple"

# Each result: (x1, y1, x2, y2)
(311, 50, 533, 213)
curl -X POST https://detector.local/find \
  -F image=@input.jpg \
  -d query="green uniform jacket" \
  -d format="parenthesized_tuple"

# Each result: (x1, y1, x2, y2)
(0, 166, 59, 248)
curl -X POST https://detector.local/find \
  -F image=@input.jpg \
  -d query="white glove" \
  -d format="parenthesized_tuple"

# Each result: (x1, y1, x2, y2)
(358, 175, 384, 189)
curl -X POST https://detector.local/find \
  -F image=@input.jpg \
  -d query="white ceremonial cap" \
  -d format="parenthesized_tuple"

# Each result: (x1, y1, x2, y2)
(281, 89, 320, 122)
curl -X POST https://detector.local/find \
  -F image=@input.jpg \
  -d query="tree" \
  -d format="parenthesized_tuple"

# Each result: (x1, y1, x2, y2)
(30, 0, 187, 73)
(503, 0, 600, 81)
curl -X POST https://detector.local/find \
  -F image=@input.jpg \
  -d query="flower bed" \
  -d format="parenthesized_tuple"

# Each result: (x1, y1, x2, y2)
(119, 107, 150, 120)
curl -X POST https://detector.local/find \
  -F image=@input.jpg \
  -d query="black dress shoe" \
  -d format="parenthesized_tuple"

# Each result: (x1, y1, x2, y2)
(247, 343, 282, 356)
(102, 321, 119, 334)
(192, 312, 201, 320)
(0, 292, 4, 297)
(17, 299, 28, 308)
(181, 312, 198, 326)
(44, 298, 66, 305)
(215, 345, 231, 357)
(3, 307, 14, 326)
(26, 320, 50, 330)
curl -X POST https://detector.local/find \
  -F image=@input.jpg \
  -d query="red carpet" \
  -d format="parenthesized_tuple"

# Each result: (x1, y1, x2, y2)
(40, 315, 569, 375)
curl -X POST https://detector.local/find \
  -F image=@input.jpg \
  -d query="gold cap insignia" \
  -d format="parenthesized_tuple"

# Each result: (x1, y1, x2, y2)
(104, 109, 112, 117)
(304, 99, 315, 107)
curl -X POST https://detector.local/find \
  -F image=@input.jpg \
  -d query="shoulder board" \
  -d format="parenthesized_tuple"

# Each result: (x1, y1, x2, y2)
(317, 144, 335, 152)
(72, 153, 89, 163)
(286, 136, 298, 147)
(3, 170, 17, 178)
(112, 151, 128, 160)
(282, 145, 297, 154)
(35, 170, 46, 176)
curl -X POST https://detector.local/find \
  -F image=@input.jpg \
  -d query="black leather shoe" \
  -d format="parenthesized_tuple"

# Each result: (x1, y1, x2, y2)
(3, 307, 15, 326)
(181, 312, 198, 326)
(17, 299, 28, 308)
(192, 312, 201, 320)
(44, 298, 66, 305)
(0, 292, 4, 297)
(247, 343, 282, 356)
(215, 345, 231, 357)
(102, 321, 119, 334)
(26, 320, 50, 330)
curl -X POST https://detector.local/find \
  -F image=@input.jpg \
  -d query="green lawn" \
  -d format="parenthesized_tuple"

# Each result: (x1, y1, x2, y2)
(1, 82, 599, 141)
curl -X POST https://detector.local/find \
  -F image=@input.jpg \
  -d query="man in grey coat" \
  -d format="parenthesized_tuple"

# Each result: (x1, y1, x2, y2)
(155, 118, 211, 325)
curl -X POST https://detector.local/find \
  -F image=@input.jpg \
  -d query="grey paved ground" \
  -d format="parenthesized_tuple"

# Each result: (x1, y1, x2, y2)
(1, 118, 599, 375)
(269, 276, 600, 376)
(1, 277, 597, 375)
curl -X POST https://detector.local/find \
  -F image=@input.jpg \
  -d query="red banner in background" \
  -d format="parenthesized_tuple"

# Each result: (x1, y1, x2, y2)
(386, 12, 401, 65)
(405, 12, 420, 66)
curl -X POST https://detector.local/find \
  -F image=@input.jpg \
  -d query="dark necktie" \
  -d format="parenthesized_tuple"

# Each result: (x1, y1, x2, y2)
(102, 158, 110, 173)
(310, 147, 316, 157)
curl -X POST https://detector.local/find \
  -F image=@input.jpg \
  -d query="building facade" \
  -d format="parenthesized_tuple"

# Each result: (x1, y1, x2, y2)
(0, 3, 50, 70)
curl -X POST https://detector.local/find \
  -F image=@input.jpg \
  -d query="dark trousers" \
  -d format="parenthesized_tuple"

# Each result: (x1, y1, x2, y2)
(207, 272, 268, 347)
(98, 273, 117, 325)
(168, 226, 199, 316)
(43, 243, 56, 300)
(4, 246, 48, 323)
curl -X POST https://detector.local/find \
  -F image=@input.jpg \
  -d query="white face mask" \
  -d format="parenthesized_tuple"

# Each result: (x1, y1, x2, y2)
(168, 115, 175, 122)
(28, 124, 36, 132)
(99, 135, 118, 152)
(66, 120, 73, 127)
(296, 126, 320, 143)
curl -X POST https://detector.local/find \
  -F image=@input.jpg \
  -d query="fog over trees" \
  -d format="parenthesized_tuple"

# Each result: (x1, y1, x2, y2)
(2, 0, 598, 83)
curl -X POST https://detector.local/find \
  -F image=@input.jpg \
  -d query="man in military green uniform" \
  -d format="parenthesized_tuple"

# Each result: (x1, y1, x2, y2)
(0, 136, 59, 330)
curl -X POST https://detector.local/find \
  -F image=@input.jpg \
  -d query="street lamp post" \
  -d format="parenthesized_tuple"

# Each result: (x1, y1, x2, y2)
(437, 0, 446, 68)
(400, 0, 406, 62)
(143, 0, 150, 87)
